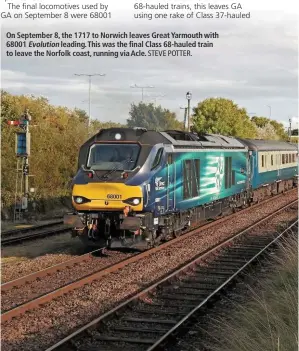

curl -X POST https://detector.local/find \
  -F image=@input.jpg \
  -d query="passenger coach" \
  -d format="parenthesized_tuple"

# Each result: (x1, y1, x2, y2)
(238, 139, 298, 201)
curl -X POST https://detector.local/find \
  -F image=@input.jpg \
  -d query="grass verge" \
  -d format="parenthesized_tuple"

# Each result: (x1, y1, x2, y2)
(205, 230, 298, 351)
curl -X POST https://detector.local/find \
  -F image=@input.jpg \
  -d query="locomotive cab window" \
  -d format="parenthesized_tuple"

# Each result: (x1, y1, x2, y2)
(87, 143, 140, 171)
(151, 148, 163, 170)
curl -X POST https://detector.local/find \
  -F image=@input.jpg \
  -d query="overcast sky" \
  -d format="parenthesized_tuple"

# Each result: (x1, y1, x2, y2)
(1, 0, 298, 129)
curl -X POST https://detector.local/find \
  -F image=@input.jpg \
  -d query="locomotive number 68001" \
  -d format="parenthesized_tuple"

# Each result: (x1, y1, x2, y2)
(107, 194, 122, 199)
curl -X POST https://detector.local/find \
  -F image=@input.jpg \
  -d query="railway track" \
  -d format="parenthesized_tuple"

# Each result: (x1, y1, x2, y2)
(1, 190, 297, 331)
(1, 220, 70, 246)
(45, 202, 298, 351)
(1, 247, 138, 315)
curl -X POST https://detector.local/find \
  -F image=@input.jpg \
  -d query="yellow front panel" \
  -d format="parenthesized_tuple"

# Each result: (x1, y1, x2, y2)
(72, 183, 143, 211)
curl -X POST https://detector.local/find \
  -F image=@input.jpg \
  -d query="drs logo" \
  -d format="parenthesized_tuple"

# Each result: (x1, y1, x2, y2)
(107, 194, 122, 199)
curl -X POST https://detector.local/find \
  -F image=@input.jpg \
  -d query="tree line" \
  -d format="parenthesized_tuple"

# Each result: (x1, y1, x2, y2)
(1, 90, 290, 211)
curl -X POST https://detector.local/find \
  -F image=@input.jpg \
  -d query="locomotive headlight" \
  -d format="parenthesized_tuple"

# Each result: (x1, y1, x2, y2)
(73, 196, 90, 204)
(132, 198, 140, 205)
(123, 197, 141, 206)
(75, 197, 83, 204)
(115, 133, 122, 140)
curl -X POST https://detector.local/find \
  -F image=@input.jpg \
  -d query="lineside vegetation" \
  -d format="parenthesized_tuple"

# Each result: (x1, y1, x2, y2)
(205, 232, 298, 351)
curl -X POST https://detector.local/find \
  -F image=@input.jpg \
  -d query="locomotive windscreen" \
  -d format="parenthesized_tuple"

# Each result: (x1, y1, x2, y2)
(87, 143, 140, 171)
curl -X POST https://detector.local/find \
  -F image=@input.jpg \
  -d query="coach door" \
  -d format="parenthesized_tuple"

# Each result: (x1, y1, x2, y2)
(166, 153, 175, 211)
(246, 151, 252, 189)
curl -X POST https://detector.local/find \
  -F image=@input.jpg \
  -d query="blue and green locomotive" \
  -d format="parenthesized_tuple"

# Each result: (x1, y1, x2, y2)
(64, 128, 298, 248)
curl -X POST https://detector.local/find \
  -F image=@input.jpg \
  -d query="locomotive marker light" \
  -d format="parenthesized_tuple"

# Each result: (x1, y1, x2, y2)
(186, 91, 192, 132)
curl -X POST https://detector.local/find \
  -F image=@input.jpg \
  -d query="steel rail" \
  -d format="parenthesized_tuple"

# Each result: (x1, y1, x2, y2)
(2, 190, 295, 291)
(1, 192, 296, 323)
(1, 220, 63, 236)
(43, 199, 298, 351)
(1, 247, 105, 291)
(1, 226, 70, 246)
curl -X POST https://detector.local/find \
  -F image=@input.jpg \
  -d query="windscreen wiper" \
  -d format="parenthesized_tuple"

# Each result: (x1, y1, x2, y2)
(101, 165, 119, 179)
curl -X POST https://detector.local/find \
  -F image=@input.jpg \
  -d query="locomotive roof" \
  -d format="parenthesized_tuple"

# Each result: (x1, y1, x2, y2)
(81, 128, 297, 152)
(161, 130, 246, 149)
(82, 128, 246, 149)
(238, 138, 298, 151)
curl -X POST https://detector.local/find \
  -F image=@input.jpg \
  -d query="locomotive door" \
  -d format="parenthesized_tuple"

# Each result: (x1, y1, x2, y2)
(166, 153, 175, 211)
(246, 151, 252, 189)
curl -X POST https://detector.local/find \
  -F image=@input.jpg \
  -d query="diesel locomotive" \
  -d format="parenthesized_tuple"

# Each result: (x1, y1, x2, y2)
(64, 127, 298, 248)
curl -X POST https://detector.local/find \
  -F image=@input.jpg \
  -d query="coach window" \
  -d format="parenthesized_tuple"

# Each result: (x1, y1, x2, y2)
(286, 154, 288, 163)
(282, 154, 285, 164)
(292, 154, 295, 162)
(151, 148, 163, 170)
(261, 155, 265, 168)
(271, 155, 274, 166)
(289, 154, 292, 162)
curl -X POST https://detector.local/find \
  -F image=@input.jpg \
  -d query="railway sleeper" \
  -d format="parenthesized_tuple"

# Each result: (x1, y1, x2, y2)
(121, 317, 177, 325)
(112, 326, 167, 334)
(222, 247, 265, 253)
(94, 334, 156, 344)
(204, 260, 247, 267)
(131, 308, 189, 316)
(211, 258, 248, 264)
(177, 283, 219, 290)
(189, 272, 231, 280)
(158, 294, 206, 301)
(180, 277, 225, 284)
(139, 301, 200, 309)
(161, 288, 211, 297)
(194, 266, 238, 273)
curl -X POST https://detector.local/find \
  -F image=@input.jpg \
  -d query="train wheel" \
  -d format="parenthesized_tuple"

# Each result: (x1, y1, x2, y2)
(173, 229, 182, 238)
(106, 238, 112, 249)
(148, 230, 159, 248)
